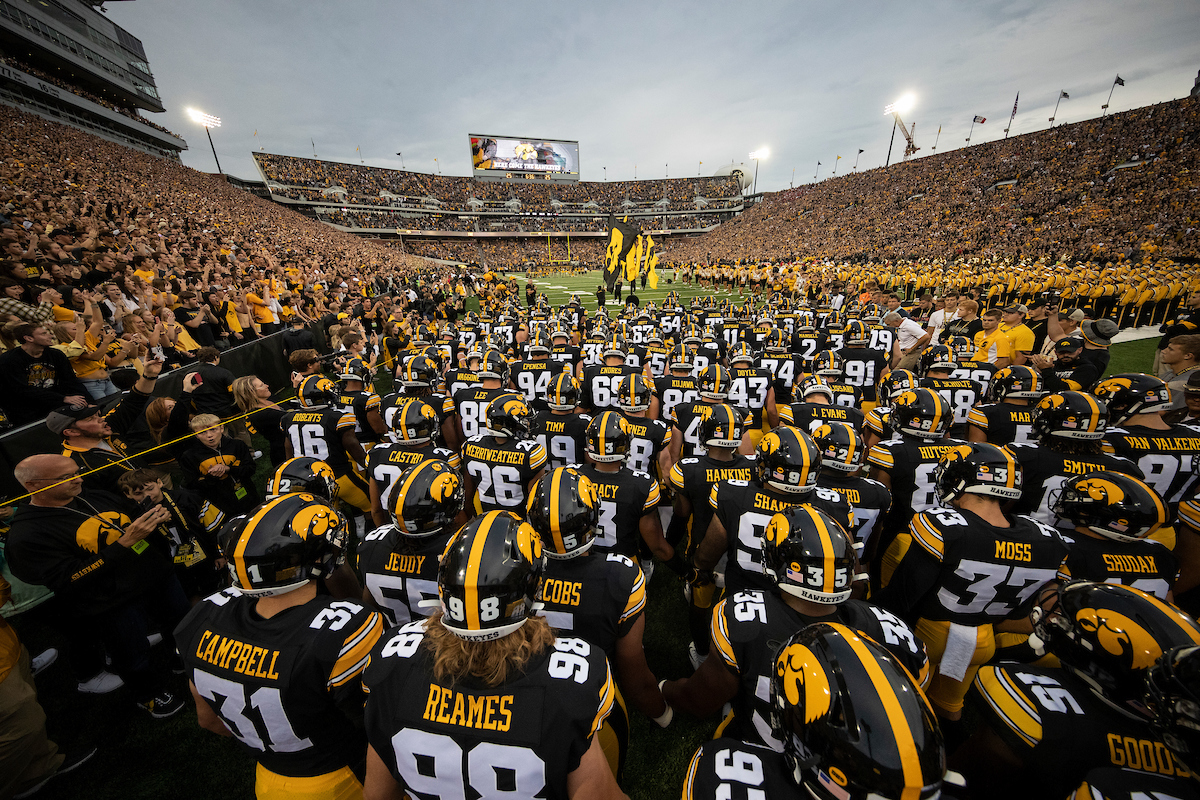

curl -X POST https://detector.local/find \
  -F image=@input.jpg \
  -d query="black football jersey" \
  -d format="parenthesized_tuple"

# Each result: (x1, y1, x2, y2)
(1105, 423, 1200, 510)
(1009, 443, 1144, 531)
(835, 346, 889, 402)
(573, 463, 660, 557)
(973, 664, 1193, 799)
(673, 399, 720, 458)
(1069, 767, 1200, 800)
(669, 454, 757, 555)
(280, 406, 358, 476)
(174, 589, 385, 777)
(381, 390, 455, 432)
(620, 413, 671, 485)
(710, 590, 928, 749)
(621, 344, 649, 370)
(580, 364, 641, 412)
(549, 344, 582, 373)
(729, 366, 774, 430)
(920, 377, 985, 438)
(868, 436, 966, 536)
(780, 402, 865, 435)
(642, 344, 672, 378)
(818, 472, 892, 550)
(967, 402, 1036, 446)
(365, 441, 460, 513)
(456, 324, 480, 353)
(363, 622, 616, 800)
(337, 388, 384, 444)
(510, 359, 562, 411)
(828, 381, 864, 410)
(949, 360, 999, 395)
(867, 325, 896, 357)
(889, 507, 1066, 626)
(540, 551, 646, 662)
(1055, 533, 1179, 600)
(531, 410, 592, 471)
(692, 345, 717, 377)
(655, 375, 700, 426)
(444, 367, 482, 399)
(683, 739, 796, 800)
(758, 353, 804, 404)
(453, 386, 511, 441)
(461, 434, 547, 513)
(356, 525, 449, 625)
(791, 331, 829, 363)
(711, 480, 853, 593)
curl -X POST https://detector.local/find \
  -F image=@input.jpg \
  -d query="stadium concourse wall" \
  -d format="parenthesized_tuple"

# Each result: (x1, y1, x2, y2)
(0, 324, 327, 502)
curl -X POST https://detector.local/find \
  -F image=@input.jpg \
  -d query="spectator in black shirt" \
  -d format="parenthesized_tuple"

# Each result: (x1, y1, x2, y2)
(175, 291, 217, 349)
(281, 316, 318, 356)
(0, 322, 91, 424)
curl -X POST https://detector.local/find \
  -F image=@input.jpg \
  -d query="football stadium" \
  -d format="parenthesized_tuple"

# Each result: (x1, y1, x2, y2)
(1, 1, 1200, 798)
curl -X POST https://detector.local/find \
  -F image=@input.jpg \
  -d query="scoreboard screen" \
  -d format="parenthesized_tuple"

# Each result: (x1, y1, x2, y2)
(469, 135, 579, 180)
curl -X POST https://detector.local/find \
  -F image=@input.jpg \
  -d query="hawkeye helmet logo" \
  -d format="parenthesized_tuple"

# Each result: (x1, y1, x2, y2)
(1076, 608, 1162, 670)
(776, 642, 833, 724)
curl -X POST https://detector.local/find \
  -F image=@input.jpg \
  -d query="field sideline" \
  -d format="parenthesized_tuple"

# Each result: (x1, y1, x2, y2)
(15, 272, 1159, 800)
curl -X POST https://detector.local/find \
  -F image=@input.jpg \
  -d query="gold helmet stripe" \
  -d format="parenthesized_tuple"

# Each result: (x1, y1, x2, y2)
(392, 460, 429, 522)
(464, 511, 498, 631)
(233, 498, 280, 589)
(549, 468, 565, 553)
(812, 509, 836, 594)
(1083, 393, 1102, 434)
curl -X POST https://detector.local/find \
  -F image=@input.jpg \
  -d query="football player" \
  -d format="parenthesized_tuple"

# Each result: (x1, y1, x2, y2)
(835, 320, 890, 406)
(615, 374, 672, 520)
(335, 357, 387, 446)
(509, 331, 561, 412)
(282, 375, 371, 513)
(813, 421, 892, 552)
(813, 349, 865, 410)
(443, 344, 483, 399)
(1098, 373, 1200, 512)
(361, 511, 624, 800)
(1008, 391, 1144, 532)
(955, 582, 1200, 800)
(460, 394, 547, 515)
(573, 411, 673, 564)
(530, 371, 592, 472)
(727, 343, 778, 448)
(874, 443, 1067, 722)
(681, 623, 947, 800)
(655, 345, 701, 426)
(382, 354, 458, 450)
(967, 365, 1045, 445)
(175, 494, 385, 799)
(665, 507, 927, 748)
(358, 459, 464, 626)
(527, 468, 672, 779)
(365, 398, 460, 527)
(779, 374, 866, 434)
(1052, 471, 1177, 600)
(452, 348, 513, 442)
(918, 344, 985, 439)
(580, 335, 644, 413)
(1143, 644, 1200, 797)
(691, 426, 853, 595)
(757, 329, 802, 404)
(548, 326, 584, 379)
(670, 365, 739, 460)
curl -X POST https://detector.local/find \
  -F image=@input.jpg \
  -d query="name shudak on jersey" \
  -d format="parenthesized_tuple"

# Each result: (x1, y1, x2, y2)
(422, 685, 514, 732)
(192, 630, 282, 680)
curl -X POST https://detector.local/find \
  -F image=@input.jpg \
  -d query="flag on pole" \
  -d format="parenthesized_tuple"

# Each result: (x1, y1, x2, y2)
(1011, 92, 1020, 115)
(625, 235, 642, 283)
(817, 161, 822, 165)
(858, 149, 864, 154)
(603, 215, 639, 291)
(645, 234, 660, 289)
(973, 115, 987, 123)
(1061, 90, 1070, 99)
(1114, 75, 1125, 86)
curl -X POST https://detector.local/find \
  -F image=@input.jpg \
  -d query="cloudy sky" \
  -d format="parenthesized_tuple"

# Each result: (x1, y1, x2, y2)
(108, 0, 1200, 190)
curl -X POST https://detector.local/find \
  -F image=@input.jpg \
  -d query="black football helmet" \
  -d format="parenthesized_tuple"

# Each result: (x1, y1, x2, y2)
(338, 356, 372, 383)
(526, 331, 552, 356)
(388, 459, 464, 537)
(987, 365, 1044, 402)
(762, 505, 856, 603)
(399, 355, 439, 389)
(1093, 374, 1173, 424)
(668, 344, 695, 373)
(390, 398, 440, 445)
(266, 457, 339, 501)
(220, 494, 349, 596)
(843, 320, 869, 345)
(811, 421, 865, 473)
(876, 369, 919, 407)
(947, 335, 975, 361)
(917, 344, 957, 377)
(891, 388, 952, 439)
(546, 372, 580, 412)
(602, 335, 626, 360)
(585, 410, 631, 463)
(811, 350, 843, 380)
(526, 467, 598, 559)
(437, 510, 544, 641)
(1051, 471, 1168, 542)
(1031, 391, 1107, 441)
(297, 375, 338, 408)
(697, 364, 731, 402)
(616, 374, 654, 413)
(934, 442, 1023, 503)
(795, 374, 834, 403)
(756, 426, 822, 495)
(728, 342, 756, 367)
(699, 403, 745, 448)
(1147, 645, 1200, 776)
(1031, 582, 1200, 707)
(769, 623, 945, 799)
(865, 406, 892, 440)
(477, 348, 510, 382)
(485, 393, 533, 439)
(763, 329, 789, 353)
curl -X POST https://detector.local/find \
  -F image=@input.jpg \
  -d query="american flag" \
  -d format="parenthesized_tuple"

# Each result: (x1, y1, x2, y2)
(1012, 92, 1020, 115)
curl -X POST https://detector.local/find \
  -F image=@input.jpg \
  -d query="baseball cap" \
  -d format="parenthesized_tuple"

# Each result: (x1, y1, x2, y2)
(1081, 319, 1119, 348)
(1067, 308, 1087, 322)
(1003, 303, 1028, 315)
(1054, 337, 1084, 353)
(1028, 298, 1049, 310)
(1186, 371, 1200, 394)
(46, 403, 102, 435)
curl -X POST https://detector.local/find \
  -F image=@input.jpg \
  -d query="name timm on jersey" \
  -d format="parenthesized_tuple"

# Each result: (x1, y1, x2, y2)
(193, 630, 282, 680)
(422, 685, 514, 732)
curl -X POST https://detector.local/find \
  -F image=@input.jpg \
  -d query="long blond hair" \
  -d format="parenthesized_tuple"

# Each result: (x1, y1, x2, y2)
(424, 613, 555, 687)
(231, 375, 265, 414)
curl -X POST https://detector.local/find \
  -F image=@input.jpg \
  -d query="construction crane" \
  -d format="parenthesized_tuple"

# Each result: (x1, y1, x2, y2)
(884, 94, 920, 166)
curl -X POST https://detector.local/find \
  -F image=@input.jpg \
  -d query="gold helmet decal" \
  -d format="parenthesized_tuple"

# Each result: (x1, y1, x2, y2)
(429, 464, 461, 504)
(1076, 608, 1163, 670)
(776, 641, 833, 724)
(291, 497, 336, 542)
(313, 461, 335, 480)
(1078, 477, 1125, 506)
(515, 519, 543, 563)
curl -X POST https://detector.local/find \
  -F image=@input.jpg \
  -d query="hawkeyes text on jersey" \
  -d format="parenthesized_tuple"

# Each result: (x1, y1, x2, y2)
(1008, 443, 1144, 531)
(540, 551, 646, 662)
(280, 406, 358, 476)
(461, 434, 547, 513)
(531, 410, 592, 471)
(580, 364, 643, 412)
(573, 463, 660, 557)
(356, 524, 449, 626)
(363, 622, 616, 800)
(967, 402, 1037, 446)
(174, 589, 385, 777)
(365, 442, 460, 520)
(710, 590, 929, 750)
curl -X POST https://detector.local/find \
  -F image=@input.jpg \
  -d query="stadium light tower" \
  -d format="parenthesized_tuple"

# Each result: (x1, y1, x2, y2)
(186, 108, 223, 175)
(749, 147, 769, 194)
(883, 93, 916, 168)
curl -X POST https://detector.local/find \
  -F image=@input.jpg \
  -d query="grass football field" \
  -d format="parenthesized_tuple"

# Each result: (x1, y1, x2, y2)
(13, 270, 1159, 800)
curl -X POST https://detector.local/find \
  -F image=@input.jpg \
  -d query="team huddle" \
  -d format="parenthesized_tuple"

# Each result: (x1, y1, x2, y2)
(175, 290, 1200, 800)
